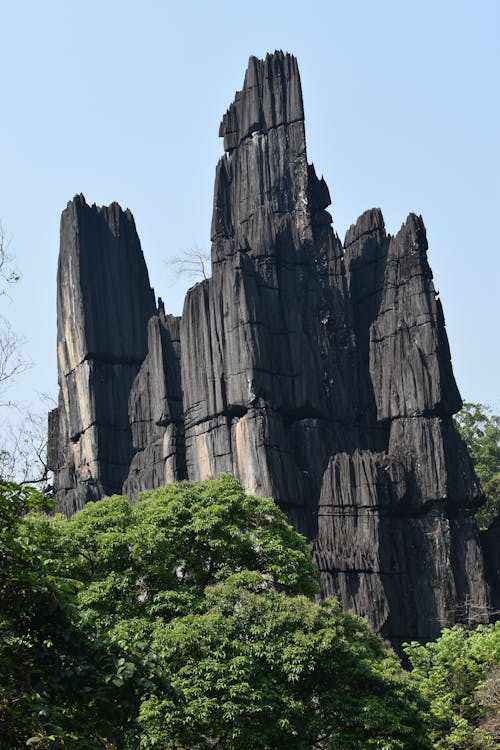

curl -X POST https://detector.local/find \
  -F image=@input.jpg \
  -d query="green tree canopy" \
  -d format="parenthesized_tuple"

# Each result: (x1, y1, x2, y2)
(454, 402, 500, 528)
(139, 572, 429, 749)
(404, 622, 500, 750)
(0, 480, 161, 749)
(28, 474, 318, 632)
(15, 474, 432, 748)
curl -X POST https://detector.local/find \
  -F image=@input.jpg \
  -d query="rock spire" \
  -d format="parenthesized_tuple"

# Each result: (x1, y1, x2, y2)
(48, 52, 496, 643)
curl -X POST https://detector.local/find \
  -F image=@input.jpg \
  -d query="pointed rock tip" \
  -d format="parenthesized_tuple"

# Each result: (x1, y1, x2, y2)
(400, 212, 425, 232)
(396, 213, 427, 246)
(62, 196, 136, 236)
(220, 51, 303, 152)
(386, 213, 429, 258)
(62, 194, 89, 226)
(243, 50, 298, 89)
(67, 193, 87, 209)
(307, 163, 331, 210)
(264, 49, 297, 65)
(246, 49, 296, 68)
(66, 194, 129, 216)
(344, 208, 385, 248)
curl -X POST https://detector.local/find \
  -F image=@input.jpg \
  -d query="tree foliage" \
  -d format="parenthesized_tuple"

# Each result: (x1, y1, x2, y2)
(140, 573, 429, 749)
(30, 475, 318, 633)
(475, 666, 500, 747)
(0, 480, 167, 748)
(454, 402, 500, 528)
(5, 474, 434, 748)
(404, 623, 500, 750)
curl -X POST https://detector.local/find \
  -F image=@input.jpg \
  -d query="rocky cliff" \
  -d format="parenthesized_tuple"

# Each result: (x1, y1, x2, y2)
(48, 51, 496, 643)
(47, 196, 156, 515)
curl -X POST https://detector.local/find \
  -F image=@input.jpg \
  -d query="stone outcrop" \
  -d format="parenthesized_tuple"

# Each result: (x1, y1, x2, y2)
(48, 195, 156, 515)
(123, 305, 186, 500)
(48, 51, 496, 644)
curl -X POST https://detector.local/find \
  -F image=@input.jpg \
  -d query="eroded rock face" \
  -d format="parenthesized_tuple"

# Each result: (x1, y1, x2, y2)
(49, 52, 494, 643)
(181, 53, 358, 541)
(123, 306, 186, 502)
(48, 195, 156, 515)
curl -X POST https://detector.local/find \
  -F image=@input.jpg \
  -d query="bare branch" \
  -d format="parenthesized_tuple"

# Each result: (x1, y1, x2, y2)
(0, 221, 31, 406)
(0, 316, 31, 401)
(169, 248, 211, 281)
(0, 221, 20, 292)
(0, 409, 52, 485)
(0, 220, 47, 486)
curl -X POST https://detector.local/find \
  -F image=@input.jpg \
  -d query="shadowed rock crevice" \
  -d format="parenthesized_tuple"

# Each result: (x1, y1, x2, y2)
(49, 51, 495, 643)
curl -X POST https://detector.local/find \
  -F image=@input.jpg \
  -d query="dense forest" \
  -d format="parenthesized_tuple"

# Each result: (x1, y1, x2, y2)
(1, 470, 499, 749)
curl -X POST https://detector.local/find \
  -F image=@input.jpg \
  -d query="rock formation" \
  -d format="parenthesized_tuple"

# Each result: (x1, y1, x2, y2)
(123, 305, 186, 499)
(48, 51, 496, 644)
(48, 196, 156, 515)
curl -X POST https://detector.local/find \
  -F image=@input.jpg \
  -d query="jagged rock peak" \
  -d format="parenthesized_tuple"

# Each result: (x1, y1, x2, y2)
(58, 194, 156, 363)
(66, 193, 137, 235)
(369, 212, 462, 419)
(49, 52, 495, 643)
(219, 51, 304, 152)
(344, 207, 386, 249)
(211, 51, 311, 249)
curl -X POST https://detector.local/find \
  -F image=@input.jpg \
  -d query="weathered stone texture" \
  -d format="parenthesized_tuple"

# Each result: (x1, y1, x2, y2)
(124, 308, 186, 502)
(48, 195, 155, 515)
(481, 521, 500, 613)
(49, 51, 496, 643)
(314, 450, 489, 645)
(181, 53, 358, 531)
(367, 213, 462, 420)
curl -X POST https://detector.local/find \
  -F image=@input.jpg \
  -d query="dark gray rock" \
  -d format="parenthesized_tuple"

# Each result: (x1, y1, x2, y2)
(368, 214, 462, 420)
(123, 307, 186, 502)
(344, 208, 389, 419)
(179, 51, 491, 637)
(48, 195, 156, 515)
(314, 450, 489, 646)
(480, 516, 500, 615)
(182, 52, 358, 529)
(50, 52, 495, 643)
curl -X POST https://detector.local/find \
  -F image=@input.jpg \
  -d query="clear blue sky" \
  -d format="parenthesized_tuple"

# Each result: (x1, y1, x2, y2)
(1, 0, 499, 418)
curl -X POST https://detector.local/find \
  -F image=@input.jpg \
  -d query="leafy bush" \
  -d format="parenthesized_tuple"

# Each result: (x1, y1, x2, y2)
(404, 623, 500, 749)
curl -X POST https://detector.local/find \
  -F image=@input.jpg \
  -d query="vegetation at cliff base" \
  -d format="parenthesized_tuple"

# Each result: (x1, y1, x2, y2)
(404, 623, 500, 749)
(1, 474, 499, 748)
(0, 479, 159, 748)
(2, 474, 432, 749)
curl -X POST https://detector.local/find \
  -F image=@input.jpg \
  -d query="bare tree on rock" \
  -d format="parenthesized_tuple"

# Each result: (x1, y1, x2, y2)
(170, 248, 211, 281)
